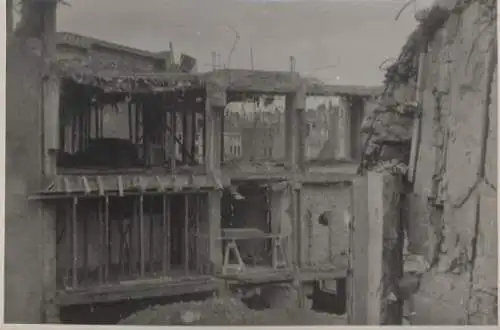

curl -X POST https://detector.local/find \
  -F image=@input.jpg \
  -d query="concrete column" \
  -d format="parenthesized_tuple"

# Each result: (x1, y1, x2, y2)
(337, 96, 351, 161)
(205, 82, 226, 171)
(208, 190, 223, 273)
(42, 1, 59, 176)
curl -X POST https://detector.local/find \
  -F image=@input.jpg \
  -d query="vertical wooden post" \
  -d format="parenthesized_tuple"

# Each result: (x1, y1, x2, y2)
(82, 205, 88, 284)
(98, 198, 104, 284)
(162, 194, 171, 274)
(128, 102, 133, 141)
(104, 196, 110, 281)
(366, 172, 403, 325)
(195, 194, 200, 272)
(220, 110, 225, 165)
(148, 197, 154, 273)
(139, 195, 145, 277)
(184, 194, 190, 275)
(191, 110, 197, 161)
(182, 103, 188, 164)
(99, 106, 104, 138)
(348, 176, 369, 325)
(71, 197, 78, 288)
(202, 110, 207, 161)
(170, 106, 177, 170)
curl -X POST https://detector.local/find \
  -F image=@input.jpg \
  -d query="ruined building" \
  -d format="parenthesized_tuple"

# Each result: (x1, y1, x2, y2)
(5, 28, 381, 323)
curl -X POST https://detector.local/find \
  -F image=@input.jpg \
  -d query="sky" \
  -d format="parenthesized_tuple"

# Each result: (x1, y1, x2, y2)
(52, 0, 435, 86)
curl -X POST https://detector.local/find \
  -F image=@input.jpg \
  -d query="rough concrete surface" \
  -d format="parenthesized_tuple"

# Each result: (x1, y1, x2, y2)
(4, 38, 46, 323)
(301, 185, 351, 266)
(361, 0, 497, 325)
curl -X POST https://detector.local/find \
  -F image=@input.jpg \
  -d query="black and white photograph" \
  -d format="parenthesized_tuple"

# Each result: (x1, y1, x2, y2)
(3, 0, 498, 326)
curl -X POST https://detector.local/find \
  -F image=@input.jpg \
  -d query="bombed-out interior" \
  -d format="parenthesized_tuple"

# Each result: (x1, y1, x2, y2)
(57, 79, 208, 173)
(55, 192, 211, 290)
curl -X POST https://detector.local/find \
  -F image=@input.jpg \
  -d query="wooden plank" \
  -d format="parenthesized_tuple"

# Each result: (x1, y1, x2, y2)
(348, 176, 369, 325)
(408, 52, 427, 183)
(366, 172, 403, 325)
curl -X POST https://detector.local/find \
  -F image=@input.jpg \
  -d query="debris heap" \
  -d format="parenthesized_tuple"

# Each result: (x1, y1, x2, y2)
(118, 297, 347, 326)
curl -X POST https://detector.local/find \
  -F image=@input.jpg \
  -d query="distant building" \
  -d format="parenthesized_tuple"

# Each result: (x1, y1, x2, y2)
(241, 125, 284, 161)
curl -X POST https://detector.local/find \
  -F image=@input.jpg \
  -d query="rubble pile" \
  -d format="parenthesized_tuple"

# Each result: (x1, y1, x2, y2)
(118, 297, 347, 325)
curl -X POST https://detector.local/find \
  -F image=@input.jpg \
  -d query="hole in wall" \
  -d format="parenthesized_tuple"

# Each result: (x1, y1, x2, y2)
(318, 210, 334, 227)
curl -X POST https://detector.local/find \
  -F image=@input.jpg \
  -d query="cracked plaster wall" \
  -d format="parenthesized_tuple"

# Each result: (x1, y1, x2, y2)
(361, 0, 497, 325)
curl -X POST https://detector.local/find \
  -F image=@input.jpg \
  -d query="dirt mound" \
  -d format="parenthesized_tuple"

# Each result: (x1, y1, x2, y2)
(118, 297, 347, 326)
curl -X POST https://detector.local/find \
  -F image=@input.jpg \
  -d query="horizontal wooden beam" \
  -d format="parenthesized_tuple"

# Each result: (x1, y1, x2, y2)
(55, 277, 217, 306)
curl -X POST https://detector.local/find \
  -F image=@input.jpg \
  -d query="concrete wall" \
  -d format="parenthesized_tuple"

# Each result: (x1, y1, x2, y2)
(4, 38, 45, 323)
(408, 2, 497, 325)
(300, 184, 351, 267)
(360, 0, 497, 325)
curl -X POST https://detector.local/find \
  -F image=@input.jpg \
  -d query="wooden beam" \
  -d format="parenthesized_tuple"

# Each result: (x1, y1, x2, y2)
(408, 52, 427, 183)
(366, 172, 403, 325)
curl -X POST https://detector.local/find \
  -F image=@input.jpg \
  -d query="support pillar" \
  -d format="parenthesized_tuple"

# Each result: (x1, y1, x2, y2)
(41, 1, 60, 323)
(284, 84, 306, 170)
(365, 172, 404, 325)
(337, 96, 351, 161)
